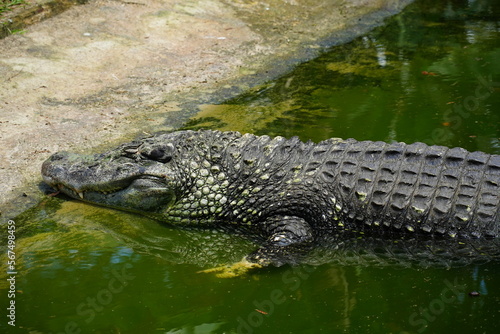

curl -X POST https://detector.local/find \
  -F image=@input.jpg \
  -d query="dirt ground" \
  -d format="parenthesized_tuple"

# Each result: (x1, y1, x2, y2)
(0, 0, 413, 221)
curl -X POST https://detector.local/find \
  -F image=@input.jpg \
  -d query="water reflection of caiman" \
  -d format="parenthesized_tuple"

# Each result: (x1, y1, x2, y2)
(41, 130, 500, 276)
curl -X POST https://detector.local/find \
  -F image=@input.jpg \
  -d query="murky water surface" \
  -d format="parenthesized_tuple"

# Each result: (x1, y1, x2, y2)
(2, 0, 500, 333)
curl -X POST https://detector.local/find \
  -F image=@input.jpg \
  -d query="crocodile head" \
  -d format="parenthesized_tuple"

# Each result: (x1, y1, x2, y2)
(41, 133, 183, 218)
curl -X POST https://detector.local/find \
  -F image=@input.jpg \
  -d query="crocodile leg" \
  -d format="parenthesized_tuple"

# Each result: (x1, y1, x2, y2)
(200, 216, 313, 277)
(247, 215, 314, 267)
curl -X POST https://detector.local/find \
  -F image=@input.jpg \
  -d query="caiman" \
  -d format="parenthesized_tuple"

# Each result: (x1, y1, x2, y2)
(41, 130, 500, 275)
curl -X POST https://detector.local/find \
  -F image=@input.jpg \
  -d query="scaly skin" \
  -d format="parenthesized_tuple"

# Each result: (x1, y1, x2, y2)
(41, 130, 500, 270)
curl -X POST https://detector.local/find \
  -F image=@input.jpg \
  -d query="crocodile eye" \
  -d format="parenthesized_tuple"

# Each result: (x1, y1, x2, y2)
(141, 144, 174, 163)
(148, 148, 171, 162)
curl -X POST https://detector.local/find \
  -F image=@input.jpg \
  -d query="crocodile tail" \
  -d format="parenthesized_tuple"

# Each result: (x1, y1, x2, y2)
(311, 139, 500, 238)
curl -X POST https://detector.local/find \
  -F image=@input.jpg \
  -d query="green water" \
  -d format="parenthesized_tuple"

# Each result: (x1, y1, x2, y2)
(2, 0, 500, 333)
(189, 0, 500, 154)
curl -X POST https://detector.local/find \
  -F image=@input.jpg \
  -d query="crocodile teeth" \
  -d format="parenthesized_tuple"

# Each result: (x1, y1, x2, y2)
(77, 191, 84, 199)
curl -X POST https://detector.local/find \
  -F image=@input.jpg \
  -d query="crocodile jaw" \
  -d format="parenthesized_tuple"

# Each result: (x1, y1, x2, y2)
(41, 151, 177, 216)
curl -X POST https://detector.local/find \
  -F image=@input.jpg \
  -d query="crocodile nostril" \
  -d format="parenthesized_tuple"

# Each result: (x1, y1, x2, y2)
(49, 152, 70, 162)
(42, 153, 70, 180)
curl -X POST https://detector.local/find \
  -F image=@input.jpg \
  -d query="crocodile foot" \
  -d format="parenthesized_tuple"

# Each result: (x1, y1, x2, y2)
(198, 258, 262, 278)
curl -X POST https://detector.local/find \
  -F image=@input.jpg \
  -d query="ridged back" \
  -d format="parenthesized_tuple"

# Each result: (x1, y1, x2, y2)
(309, 139, 500, 238)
